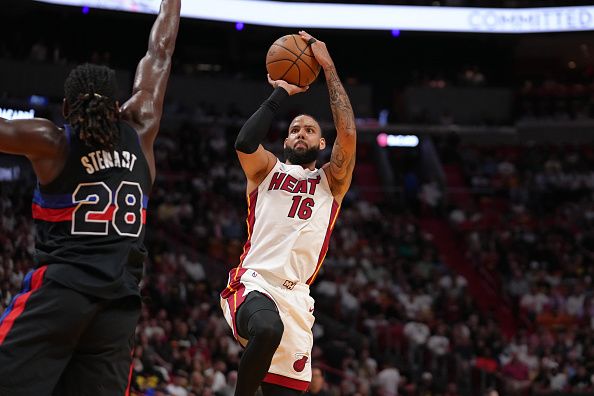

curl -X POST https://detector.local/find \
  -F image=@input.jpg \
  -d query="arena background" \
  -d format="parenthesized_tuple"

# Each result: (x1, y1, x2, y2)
(1, 0, 593, 395)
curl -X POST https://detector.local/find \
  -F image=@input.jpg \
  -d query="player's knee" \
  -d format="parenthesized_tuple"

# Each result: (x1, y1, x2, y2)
(251, 311, 284, 346)
(259, 316, 284, 344)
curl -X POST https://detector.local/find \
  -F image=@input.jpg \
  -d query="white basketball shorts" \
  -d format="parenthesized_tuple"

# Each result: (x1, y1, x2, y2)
(220, 267, 315, 391)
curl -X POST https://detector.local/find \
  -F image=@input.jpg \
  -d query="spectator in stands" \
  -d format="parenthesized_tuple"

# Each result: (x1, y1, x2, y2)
(305, 367, 332, 396)
(375, 358, 401, 396)
(501, 353, 531, 394)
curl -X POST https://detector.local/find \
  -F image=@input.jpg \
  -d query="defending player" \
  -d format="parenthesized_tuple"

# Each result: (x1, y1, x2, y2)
(0, 0, 180, 394)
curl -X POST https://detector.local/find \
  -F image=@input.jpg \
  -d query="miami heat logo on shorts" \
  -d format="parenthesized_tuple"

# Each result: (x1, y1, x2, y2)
(293, 353, 309, 372)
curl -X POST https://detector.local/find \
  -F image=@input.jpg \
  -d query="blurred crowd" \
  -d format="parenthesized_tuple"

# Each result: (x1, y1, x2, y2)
(2, 116, 594, 395)
(445, 144, 594, 394)
(518, 76, 594, 122)
(1, 2, 594, 394)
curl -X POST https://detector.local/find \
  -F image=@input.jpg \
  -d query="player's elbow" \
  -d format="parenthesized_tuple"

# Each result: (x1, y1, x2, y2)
(157, 46, 175, 61)
(339, 129, 357, 145)
(343, 126, 357, 137)
(150, 36, 176, 60)
(234, 136, 258, 154)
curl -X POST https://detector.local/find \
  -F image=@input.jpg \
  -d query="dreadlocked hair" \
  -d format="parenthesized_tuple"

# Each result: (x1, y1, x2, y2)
(64, 64, 120, 150)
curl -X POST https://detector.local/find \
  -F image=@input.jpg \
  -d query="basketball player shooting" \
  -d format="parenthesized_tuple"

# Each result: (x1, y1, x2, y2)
(220, 31, 357, 396)
(0, 1, 180, 394)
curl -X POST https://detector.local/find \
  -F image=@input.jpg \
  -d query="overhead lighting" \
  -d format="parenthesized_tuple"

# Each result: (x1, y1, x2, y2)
(32, 1, 594, 34)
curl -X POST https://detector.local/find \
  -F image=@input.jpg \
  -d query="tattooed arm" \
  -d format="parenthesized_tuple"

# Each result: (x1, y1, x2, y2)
(299, 31, 356, 203)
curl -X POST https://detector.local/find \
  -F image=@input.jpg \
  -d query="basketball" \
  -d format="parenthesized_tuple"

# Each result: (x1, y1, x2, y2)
(266, 34, 321, 87)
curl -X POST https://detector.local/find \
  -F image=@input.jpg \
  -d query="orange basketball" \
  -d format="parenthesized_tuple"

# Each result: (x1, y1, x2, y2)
(266, 34, 321, 87)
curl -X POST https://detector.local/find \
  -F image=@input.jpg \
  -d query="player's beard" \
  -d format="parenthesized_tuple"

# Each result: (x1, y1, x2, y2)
(284, 144, 320, 165)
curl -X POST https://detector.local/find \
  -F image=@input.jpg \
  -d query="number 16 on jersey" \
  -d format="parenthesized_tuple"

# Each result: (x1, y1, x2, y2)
(288, 196, 314, 220)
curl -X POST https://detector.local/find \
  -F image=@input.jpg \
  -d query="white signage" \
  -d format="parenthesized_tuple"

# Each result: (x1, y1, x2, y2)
(33, 0, 594, 33)
(0, 108, 36, 120)
(377, 133, 419, 148)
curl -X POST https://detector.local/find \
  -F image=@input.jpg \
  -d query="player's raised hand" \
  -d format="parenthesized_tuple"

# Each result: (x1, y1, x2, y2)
(299, 31, 333, 70)
(267, 74, 309, 96)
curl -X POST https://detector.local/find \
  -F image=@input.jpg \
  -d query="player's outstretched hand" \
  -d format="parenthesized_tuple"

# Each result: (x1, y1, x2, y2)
(267, 74, 309, 96)
(299, 30, 333, 70)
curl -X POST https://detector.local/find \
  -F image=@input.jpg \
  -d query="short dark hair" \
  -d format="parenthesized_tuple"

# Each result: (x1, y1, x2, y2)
(64, 63, 120, 150)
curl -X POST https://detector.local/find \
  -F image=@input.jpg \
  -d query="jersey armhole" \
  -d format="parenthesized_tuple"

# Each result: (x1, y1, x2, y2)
(320, 166, 334, 194)
(38, 125, 72, 189)
(250, 158, 281, 195)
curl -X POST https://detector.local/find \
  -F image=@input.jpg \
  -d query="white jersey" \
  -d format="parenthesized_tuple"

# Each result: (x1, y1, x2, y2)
(238, 159, 340, 285)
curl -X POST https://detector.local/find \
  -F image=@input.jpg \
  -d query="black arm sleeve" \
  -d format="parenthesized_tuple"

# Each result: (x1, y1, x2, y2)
(235, 87, 289, 154)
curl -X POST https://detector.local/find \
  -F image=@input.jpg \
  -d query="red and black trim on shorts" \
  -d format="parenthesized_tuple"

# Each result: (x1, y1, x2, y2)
(263, 372, 310, 392)
(0, 266, 47, 345)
